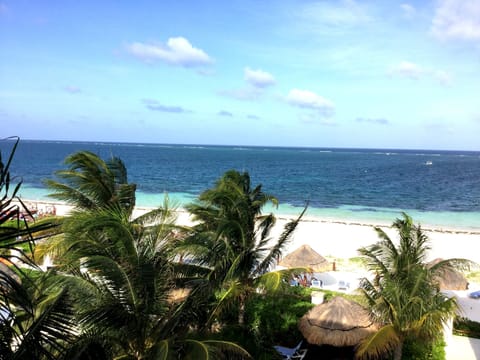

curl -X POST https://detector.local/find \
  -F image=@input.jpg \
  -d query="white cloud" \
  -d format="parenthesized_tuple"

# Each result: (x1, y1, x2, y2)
(400, 3, 416, 18)
(286, 89, 334, 112)
(431, 0, 480, 41)
(244, 67, 276, 88)
(286, 89, 335, 121)
(390, 61, 423, 79)
(389, 61, 453, 86)
(126, 37, 213, 67)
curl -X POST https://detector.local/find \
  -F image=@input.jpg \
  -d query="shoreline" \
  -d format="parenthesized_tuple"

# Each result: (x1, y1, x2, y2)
(17, 199, 480, 264)
(17, 186, 480, 232)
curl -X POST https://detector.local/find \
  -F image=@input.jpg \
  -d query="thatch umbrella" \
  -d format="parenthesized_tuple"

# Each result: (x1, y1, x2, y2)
(279, 244, 330, 272)
(298, 296, 377, 347)
(428, 258, 468, 290)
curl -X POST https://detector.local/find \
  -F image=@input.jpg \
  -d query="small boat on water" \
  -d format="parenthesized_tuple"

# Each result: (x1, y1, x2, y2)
(425, 161, 433, 166)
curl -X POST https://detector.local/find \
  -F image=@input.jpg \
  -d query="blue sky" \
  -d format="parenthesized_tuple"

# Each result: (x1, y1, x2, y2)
(1, 0, 479, 150)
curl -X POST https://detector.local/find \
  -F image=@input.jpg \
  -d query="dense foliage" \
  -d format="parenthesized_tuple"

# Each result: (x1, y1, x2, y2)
(402, 336, 446, 360)
(1, 138, 70, 359)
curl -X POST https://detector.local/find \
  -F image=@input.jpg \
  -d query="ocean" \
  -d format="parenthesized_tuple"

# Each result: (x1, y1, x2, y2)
(2, 139, 480, 230)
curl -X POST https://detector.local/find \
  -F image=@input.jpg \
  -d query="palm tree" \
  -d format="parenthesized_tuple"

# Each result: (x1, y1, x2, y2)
(184, 170, 306, 326)
(44, 151, 136, 214)
(54, 201, 248, 359)
(356, 213, 471, 360)
(1, 137, 75, 359)
(45, 152, 249, 359)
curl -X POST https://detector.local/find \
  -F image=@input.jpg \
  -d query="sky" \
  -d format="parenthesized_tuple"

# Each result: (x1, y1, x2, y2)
(1, 0, 479, 150)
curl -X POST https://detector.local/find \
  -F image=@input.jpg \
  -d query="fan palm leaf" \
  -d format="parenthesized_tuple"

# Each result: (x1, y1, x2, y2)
(355, 324, 400, 360)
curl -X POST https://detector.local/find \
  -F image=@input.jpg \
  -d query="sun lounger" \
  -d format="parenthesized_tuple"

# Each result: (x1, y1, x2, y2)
(274, 340, 308, 359)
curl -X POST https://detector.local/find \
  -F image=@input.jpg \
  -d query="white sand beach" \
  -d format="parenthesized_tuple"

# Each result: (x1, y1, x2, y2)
(20, 200, 480, 265)
(275, 215, 480, 265)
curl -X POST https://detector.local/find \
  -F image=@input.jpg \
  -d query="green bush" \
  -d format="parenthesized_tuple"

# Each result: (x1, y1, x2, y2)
(209, 286, 313, 358)
(402, 336, 446, 360)
(245, 287, 314, 346)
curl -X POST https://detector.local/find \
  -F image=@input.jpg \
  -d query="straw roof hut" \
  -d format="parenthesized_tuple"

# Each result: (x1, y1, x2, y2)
(428, 258, 468, 291)
(279, 244, 330, 272)
(298, 296, 377, 347)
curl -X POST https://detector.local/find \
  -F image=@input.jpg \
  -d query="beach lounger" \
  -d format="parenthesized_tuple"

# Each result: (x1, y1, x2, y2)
(274, 340, 307, 359)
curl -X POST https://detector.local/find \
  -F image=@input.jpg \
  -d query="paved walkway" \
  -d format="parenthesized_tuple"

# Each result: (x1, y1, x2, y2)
(445, 335, 480, 360)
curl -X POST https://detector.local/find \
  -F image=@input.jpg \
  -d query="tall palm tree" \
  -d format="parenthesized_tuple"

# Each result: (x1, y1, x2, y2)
(356, 213, 471, 360)
(184, 170, 306, 326)
(1, 137, 75, 359)
(45, 152, 249, 359)
(45, 151, 136, 214)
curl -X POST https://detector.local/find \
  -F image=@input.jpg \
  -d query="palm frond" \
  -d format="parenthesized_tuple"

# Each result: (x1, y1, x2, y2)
(255, 269, 289, 292)
(355, 324, 400, 360)
(184, 339, 251, 360)
(208, 280, 242, 325)
(13, 287, 78, 360)
(255, 204, 308, 276)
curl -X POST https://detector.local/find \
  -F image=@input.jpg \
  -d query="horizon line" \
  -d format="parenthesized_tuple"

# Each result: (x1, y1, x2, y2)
(2, 137, 479, 153)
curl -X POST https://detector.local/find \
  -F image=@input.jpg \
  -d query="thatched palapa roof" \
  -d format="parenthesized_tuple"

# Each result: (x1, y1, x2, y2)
(298, 296, 377, 347)
(428, 258, 468, 291)
(279, 244, 330, 272)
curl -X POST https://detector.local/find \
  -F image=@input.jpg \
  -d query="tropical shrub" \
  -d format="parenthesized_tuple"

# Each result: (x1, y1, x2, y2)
(208, 286, 313, 359)
(402, 336, 446, 360)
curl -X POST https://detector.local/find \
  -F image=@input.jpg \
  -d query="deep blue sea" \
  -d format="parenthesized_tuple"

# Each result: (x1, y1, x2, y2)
(2, 139, 480, 229)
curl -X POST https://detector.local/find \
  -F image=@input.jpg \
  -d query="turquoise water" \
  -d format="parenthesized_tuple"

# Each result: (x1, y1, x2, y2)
(17, 185, 480, 231)
(4, 140, 480, 230)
